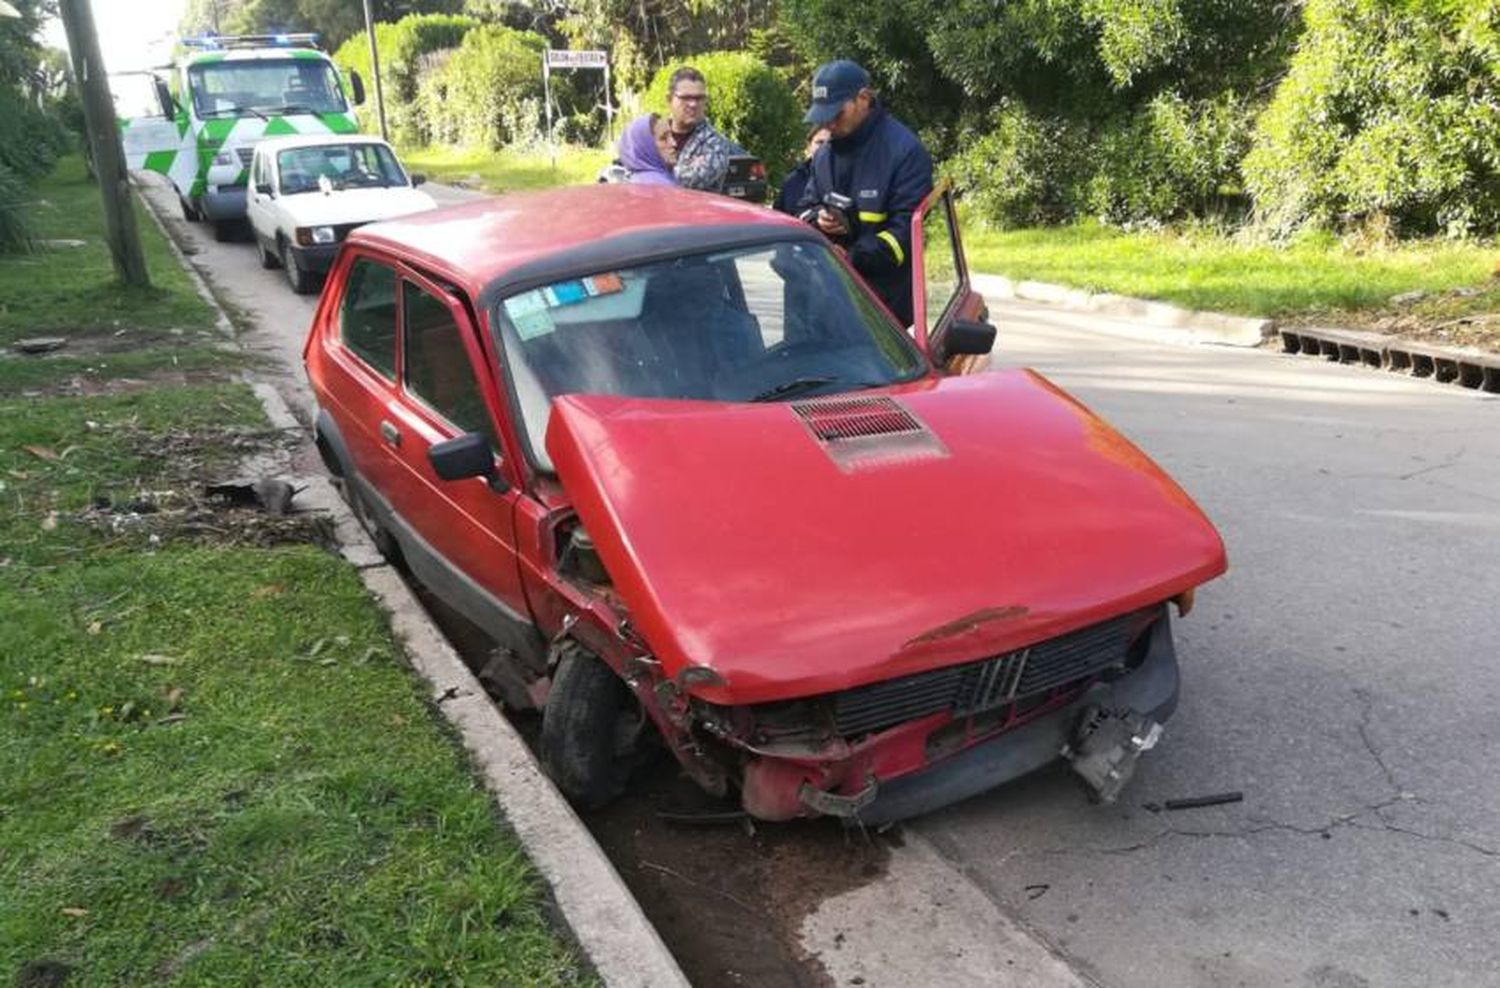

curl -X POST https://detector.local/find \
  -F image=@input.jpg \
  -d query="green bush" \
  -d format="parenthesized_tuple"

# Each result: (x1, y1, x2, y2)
(1083, 93, 1253, 225)
(332, 13, 479, 143)
(644, 52, 802, 182)
(0, 162, 32, 254)
(1244, 0, 1500, 237)
(942, 103, 1088, 228)
(418, 25, 549, 150)
(0, 89, 69, 181)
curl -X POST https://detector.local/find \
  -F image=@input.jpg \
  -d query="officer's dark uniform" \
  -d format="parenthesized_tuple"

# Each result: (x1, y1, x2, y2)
(796, 104, 933, 326)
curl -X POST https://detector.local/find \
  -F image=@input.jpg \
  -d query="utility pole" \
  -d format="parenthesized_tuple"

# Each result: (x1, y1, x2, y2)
(361, 0, 388, 141)
(58, 0, 150, 287)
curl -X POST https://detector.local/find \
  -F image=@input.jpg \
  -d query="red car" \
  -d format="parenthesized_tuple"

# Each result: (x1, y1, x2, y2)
(303, 183, 1226, 823)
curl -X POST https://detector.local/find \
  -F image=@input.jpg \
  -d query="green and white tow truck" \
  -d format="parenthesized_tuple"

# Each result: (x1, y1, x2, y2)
(120, 34, 367, 241)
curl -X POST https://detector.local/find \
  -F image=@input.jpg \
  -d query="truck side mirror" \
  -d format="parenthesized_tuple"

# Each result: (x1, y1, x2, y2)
(153, 77, 177, 119)
(349, 70, 366, 107)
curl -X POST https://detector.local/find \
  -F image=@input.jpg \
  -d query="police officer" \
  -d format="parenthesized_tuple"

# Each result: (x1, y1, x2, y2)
(796, 60, 933, 326)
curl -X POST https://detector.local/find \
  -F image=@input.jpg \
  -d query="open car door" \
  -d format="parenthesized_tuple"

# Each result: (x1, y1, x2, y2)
(113, 72, 191, 185)
(911, 182, 993, 374)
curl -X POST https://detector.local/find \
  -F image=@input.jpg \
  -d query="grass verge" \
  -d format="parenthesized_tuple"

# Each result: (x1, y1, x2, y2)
(963, 220, 1500, 346)
(0, 162, 592, 986)
(402, 144, 612, 194)
(0, 158, 219, 347)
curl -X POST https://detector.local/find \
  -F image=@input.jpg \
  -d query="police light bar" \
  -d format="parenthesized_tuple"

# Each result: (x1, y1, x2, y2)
(182, 33, 321, 51)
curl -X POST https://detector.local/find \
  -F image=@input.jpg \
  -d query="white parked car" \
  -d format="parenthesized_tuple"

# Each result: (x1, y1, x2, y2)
(247, 134, 437, 293)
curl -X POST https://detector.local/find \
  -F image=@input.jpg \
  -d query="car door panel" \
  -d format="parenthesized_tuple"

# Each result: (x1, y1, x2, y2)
(379, 271, 533, 639)
(910, 184, 990, 373)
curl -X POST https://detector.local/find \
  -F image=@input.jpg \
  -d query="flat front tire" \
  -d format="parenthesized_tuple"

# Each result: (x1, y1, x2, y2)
(541, 644, 646, 810)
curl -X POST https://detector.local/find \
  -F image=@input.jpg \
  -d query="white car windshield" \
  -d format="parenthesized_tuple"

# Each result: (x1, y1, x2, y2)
(190, 58, 346, 117)
(277, 144, 406, 194)
(494, 240, 927, 472)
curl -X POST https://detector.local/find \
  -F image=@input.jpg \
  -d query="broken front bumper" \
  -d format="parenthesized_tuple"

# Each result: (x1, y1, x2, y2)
(740, 613, 1181, 825)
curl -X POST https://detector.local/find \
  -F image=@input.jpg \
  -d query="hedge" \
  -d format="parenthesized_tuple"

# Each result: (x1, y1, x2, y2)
(417, 25, 549, 150)
(332, 13, 479, 144)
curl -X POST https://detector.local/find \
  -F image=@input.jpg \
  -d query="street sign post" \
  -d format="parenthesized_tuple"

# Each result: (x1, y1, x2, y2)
(542, 49, 612, 169)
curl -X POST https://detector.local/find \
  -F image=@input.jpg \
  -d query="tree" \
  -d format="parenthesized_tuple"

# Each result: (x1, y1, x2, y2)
(180, 0, 466, 51)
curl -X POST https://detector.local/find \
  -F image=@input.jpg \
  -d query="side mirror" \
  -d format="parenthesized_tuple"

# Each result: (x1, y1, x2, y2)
(410, 173, 427, 187)
(939, 319, 997, 362)
(254, 182, 273, 196)
(153, 77, 177, 118)
(428, 432, 508, 492)
(349, 70, 366, 107)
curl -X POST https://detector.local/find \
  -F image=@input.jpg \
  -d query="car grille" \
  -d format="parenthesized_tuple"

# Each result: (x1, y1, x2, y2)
(829, 614, 1136, 738)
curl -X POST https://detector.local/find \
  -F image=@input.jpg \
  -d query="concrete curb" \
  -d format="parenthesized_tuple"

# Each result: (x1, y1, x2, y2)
(1277, 325, 1500, 394)
(973, 272, 1274, 347)
(134, 182, 691, 988)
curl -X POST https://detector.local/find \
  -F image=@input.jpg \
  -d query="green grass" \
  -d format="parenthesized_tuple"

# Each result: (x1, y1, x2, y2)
(402, 144, 612, 194)
(0, 157, 217, 346)
(962, 219, 1500, 318)
(0, 345, 248, 396)
(0, 160, 592, 986)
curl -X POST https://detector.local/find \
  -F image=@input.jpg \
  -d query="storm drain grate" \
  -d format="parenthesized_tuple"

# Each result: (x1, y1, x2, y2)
(1280, 327, 1500, 394)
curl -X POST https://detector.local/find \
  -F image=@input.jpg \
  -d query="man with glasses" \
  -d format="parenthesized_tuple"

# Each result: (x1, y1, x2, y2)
(796, 60, 933, 326)
(664, 66, 744, 193)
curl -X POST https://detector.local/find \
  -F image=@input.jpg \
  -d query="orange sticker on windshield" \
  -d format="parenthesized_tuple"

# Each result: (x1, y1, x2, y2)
(587, 273, 624, 296)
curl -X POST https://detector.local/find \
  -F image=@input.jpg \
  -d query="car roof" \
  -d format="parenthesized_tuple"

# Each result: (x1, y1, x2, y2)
(256, 134, 390, 154)
(348, 184, 814, 299)
(186, 48, 330, 67)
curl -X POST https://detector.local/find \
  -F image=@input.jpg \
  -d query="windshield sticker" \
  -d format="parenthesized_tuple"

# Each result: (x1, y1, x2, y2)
(504, 290, 556, 340)
(586, 273, 624, 296)
(543, 280, 589, 307)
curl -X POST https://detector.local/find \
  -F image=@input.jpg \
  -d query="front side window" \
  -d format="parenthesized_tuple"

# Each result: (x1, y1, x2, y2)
(402, 282, 495, 445)
(339, 258, 397, 380)
(493, 240, 927, 471)
(189, 58, 346, 117)
(277, 143, 406, 195)
(921, 195, 962, 338)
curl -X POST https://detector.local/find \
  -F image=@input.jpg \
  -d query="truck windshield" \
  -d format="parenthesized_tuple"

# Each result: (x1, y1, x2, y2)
(494, 239, 928, 472)
(189, 58, 345, 117)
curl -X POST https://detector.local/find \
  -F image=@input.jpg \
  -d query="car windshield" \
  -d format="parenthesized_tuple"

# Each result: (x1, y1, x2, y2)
(189, 57, 345, 117)
(493, 240, 928, 471)
(277, 143, 406, 194)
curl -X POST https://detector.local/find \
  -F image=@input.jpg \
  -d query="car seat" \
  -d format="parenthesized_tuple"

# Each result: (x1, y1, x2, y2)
(638, 264, 762, 398)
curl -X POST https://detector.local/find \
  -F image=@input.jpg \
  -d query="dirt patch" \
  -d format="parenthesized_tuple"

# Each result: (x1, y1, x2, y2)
(14, 960, 71, 988)
(415, 590, 897, 988)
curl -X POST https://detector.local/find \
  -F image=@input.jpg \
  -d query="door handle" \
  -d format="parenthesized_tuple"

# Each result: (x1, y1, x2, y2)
(379, 420, 401, 446)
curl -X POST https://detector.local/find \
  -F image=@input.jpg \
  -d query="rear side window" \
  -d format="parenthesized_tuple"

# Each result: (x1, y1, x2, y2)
(403, 282, 494, 443)
(339, 258, 397, 379)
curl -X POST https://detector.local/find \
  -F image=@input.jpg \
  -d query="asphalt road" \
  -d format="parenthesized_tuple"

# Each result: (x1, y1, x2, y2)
(139, 173, 1499, 987)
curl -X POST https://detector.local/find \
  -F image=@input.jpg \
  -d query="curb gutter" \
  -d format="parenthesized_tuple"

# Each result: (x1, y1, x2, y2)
(135, 183, 691, 988)
(973, 272, 1274, 347)
(1279, 325, 1500, 395)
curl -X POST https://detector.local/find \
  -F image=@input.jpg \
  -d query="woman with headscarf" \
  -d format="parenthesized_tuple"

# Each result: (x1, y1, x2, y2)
(613, 114, 679, 186)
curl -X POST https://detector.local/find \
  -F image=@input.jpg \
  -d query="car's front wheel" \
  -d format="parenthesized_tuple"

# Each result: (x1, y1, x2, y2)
(280, 238, 315, 294)
(541, 643, 650, 809)
(256, 236, 280, 269)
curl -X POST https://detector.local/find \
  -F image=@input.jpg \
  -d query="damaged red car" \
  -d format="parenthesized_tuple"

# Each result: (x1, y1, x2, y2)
(302, 183, 1226, 823)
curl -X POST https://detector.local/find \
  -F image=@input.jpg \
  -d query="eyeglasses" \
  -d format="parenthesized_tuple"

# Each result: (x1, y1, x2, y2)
(671, 92, 708, 104)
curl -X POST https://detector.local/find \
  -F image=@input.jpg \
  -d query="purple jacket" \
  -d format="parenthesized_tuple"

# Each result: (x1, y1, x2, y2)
(618, 117, 677, 187)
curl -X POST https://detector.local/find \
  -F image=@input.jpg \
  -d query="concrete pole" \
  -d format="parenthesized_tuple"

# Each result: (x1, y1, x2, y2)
(58, 0, 150, 287)
(361, 0, 389, 141)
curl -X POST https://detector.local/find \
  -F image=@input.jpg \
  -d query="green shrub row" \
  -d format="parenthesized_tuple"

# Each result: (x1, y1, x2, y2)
(417, 25, 550, 150)
(333, 13, 480, 146)
(944, 94, 1253, 229)
(0, 90, 71, 253)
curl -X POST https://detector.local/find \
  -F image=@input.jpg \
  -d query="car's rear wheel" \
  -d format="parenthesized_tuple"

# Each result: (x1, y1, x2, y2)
(180, 195, 201, 222)
(542, 643, 650, 810)
(338, 474, 401, 563)
(280, 238, 315, 294)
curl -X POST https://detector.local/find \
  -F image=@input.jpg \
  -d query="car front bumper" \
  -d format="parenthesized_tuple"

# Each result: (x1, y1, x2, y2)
(288, 242, 340, 273)
(736, 613, 1181, 824)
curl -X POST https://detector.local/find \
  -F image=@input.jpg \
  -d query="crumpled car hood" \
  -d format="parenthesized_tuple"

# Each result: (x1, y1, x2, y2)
(546, 371, 1226, 706)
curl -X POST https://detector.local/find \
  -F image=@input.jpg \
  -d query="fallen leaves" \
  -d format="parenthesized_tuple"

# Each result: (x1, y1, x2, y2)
(23, 445, 58, 461)
(136, 653, 181, 667)
(60, 907, 89, 918)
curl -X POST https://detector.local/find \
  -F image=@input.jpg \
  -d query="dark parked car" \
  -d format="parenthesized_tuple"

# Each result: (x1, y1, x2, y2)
(302, 183, 1226, 822)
